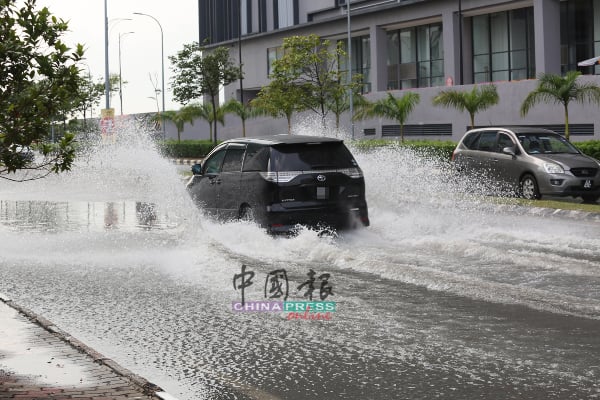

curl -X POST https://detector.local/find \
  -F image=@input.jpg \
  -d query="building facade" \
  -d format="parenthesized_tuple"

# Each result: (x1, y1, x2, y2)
(191, 0, 600, 142)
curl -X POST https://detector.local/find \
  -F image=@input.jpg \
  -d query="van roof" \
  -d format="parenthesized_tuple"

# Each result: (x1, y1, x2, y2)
(224, 134, 344, 146)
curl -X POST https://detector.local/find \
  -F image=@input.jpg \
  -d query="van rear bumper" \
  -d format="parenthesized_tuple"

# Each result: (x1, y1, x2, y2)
(263, 203, 369, 233)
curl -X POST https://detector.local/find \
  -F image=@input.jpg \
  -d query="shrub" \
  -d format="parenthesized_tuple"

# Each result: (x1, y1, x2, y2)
(351, 139, 457, 161)
(575, 141, 600, 160)
(158, 139, 218, 158)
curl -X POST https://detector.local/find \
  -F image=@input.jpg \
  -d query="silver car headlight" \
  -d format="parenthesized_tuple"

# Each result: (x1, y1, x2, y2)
(543, 162, 565, 174)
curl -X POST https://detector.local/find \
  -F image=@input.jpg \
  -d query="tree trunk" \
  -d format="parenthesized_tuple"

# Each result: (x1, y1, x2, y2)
(564, 105, 570, 141)
(470, 113, 475, 130)
(242, 118, 246, 137)
(400, 124, 405, 143)
(211, 96, 218, 144)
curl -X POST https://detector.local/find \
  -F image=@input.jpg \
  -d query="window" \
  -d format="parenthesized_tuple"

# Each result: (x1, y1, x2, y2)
(595, 0, 600, 74)
(561, 0, 599, 75)
(496, 133, 515, 152)
(387, 23, 444, 90)
(472, 8, 535, 83)
(221, 145, 246, 172)
(473, 131, 497, 152)
(338, 35, 371, 93)
(276, 0, 296, 29)
(203, 149, 226, 174)
(267, 46, 284, 76)
(243, 144, 270, 172)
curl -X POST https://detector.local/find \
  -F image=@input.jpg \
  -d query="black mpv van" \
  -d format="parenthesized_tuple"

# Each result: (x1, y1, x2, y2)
(186, 135, 370, 233)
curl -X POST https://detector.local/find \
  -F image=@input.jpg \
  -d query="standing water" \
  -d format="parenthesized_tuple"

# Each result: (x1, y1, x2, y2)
(1, 124, 599, 399)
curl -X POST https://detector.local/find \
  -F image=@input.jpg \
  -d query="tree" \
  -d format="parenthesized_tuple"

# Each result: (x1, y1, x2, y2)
(222, 99, 260, 138)
(156, 110, 188, 142)
(521, 71, 600, 140)
(250, 81, 308, 134)
(187, 103, 225, 142)
(72, 74, 104, 126)
(0, 0, 83, 180)
(170, 44, 241, 143)
(327, 74, 368, 131)
(357, 92, 420, 143)
(271, 34, 348, 128)
(432, 85, 499, 129)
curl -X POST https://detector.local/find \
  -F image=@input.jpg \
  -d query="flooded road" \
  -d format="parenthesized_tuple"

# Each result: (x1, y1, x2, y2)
(1, 136, 599, 399)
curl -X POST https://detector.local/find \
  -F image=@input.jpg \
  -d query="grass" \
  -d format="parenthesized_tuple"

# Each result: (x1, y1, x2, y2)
(492, 197, 600, 213)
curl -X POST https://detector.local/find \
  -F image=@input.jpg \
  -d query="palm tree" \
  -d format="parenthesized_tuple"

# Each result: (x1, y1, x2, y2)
(222, 99, 260, 137)
(432, 84, 499, 130)
(521, 71, 600, 140)
(185, 103, 225, 142)
(155, 109, 192, 142)
(356, 92, 420, 143)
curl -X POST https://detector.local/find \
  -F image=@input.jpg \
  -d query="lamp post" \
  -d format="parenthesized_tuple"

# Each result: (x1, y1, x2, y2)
(346, 0, 354, 140)
(118, 32, 134, 115)
(104, 0, 109, 109)
(458, 0, 463, 85)
(134, 12, 166, 138)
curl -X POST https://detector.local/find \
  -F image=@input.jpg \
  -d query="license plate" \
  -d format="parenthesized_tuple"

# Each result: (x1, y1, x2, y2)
(316, 187, 329, 199)
(584, 179, 593, 189)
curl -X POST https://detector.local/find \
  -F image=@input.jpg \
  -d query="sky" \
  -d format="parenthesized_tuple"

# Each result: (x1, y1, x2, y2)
(37, 0, 199, 116)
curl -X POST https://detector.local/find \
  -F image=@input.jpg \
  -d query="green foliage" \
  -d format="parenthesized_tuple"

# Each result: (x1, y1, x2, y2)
(574, 140, 600, 160)
(352, 139, 600, 163)
(159, 139, 218, 159)
(356, 92, 421, 143)
(251, 81, 308, 134)
(222, 99, 262, 137)
(432, 85, 499, 129)
(267, 34, 350, 128)
(0, 0, 84, 180)
(352, 139, 457, 160)
(71, 74, 104, 123)
(169, 44, 241, 143)
(521, 71, 600, 140)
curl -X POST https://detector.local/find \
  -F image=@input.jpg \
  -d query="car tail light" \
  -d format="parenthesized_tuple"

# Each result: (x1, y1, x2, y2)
(451, 150, 457, 162)
(259, 171, 301, 183)
(339, 167, 364, 179)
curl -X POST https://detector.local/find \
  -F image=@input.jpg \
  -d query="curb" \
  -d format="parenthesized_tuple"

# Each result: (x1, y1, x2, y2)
(171, 159, 202, 165)
(0, 293, 178, 400)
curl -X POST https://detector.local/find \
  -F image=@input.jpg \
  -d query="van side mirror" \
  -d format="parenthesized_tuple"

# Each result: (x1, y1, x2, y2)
(502, 147, 516, 157)
(191, 163, 202, 175)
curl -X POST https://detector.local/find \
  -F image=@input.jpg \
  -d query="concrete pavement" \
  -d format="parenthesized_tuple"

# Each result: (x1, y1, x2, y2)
(0, 295, 176, 400)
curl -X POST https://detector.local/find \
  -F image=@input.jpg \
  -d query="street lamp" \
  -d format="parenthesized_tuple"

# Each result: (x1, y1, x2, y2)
(104, 0, 109, 109)
(346, 1, 354, 140)
(134, 12, 166, 138)
(118, 32, 134, 115)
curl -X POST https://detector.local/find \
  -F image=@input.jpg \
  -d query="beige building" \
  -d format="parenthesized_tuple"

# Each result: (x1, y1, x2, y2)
(181, 0, 600, 141)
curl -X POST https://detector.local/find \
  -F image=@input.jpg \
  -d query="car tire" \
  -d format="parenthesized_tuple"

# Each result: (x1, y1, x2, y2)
(520, 174, 541, 200)
(581, 194, 599, 204)
(239, 205, 255, 222)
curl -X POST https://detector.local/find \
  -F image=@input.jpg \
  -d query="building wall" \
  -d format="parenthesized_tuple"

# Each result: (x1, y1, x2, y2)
(194, 0, 600, 142)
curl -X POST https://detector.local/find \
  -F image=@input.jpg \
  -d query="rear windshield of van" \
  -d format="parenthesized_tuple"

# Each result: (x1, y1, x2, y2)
(270, 142, 357, 172)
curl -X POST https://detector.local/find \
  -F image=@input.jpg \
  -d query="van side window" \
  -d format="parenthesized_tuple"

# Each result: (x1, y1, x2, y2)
(203, 149, 226, 174)
(222, 145, 246, 172)
(242, 144, 270, 172)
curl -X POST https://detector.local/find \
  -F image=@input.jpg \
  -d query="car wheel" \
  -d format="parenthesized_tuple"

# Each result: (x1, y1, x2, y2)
(581, 194, 599, 204)
(520, 174, 540, 200)
(239, 205, 255, 222)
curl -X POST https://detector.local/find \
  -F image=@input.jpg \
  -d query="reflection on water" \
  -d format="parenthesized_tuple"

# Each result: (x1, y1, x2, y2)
(0, 200, 173, 233)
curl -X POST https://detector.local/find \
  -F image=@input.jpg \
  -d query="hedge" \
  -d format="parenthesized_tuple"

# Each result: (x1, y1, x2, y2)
(350, 139, 457, 160)
(574, 141, 600, 160)
(158, 140, 218, 158)
(351, 139, 600, 161)
(158, 138, 600, 161)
